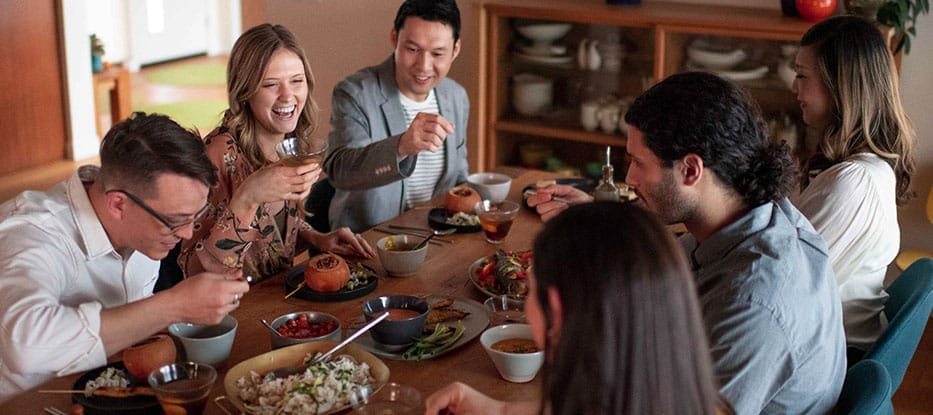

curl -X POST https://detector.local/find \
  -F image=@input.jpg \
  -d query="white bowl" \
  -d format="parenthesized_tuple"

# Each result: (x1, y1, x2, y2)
(480, 324, 544, 383)
(169, 314, 237, 365)
(512, 73, 553, 116)
(515, 23, 572, 44)
(376, 235, 428, 277)
(686, 46, 746, 70)
(467, 172, 512, 202)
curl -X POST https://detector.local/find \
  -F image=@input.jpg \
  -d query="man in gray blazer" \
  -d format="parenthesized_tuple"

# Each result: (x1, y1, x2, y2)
(324, 0, 469, 232)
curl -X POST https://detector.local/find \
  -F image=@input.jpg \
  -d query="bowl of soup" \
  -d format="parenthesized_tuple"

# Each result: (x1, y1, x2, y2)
(376, 235, 428, 277)
(480, 324, 544, 383)
(362, 295, 429, 351)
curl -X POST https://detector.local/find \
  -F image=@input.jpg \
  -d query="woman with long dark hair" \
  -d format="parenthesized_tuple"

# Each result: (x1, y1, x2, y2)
(425, 203, 726, 414)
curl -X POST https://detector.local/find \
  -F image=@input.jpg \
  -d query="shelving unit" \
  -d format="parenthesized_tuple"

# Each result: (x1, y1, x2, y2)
(478, 0, 813, 174)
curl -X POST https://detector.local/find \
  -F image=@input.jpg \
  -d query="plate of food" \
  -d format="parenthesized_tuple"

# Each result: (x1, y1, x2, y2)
(72, 362, 161, 415)
(349, 295, 490, 361)
(521, 178, 637, 208)
(224, 341, 390, 415)
(469, 250, 533, 298)
(284, 260, 378, 302)
(428, 208, 482, 233)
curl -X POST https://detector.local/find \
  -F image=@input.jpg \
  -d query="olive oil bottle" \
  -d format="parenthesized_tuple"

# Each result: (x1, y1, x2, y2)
(594, 146, 621, 202)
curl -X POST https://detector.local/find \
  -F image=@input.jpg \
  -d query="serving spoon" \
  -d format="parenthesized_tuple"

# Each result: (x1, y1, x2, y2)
(264, 311, 389, 381)
(260, 319, 280, 336)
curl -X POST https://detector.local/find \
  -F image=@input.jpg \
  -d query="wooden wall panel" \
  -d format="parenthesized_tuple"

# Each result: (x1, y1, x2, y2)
(0, 0, 67, 175)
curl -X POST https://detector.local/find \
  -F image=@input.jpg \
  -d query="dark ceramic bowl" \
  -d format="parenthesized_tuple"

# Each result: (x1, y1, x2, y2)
(362, 295, 429, 351)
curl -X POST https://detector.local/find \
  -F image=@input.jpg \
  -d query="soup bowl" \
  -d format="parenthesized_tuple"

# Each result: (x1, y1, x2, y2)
(362, 295, 429, 351)
(480, 324, 544, 383)
(168, 314, 237, 365)
(376, 235, 428, 277)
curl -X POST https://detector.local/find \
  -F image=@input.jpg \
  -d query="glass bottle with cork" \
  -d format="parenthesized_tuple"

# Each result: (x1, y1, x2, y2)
(594, 146, 621, 202)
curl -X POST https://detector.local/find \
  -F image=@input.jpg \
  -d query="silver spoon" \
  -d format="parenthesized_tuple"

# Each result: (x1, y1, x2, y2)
(413, 228, 456, 250)
(260, 319, 281, 336)
(264, 311, 390, 380)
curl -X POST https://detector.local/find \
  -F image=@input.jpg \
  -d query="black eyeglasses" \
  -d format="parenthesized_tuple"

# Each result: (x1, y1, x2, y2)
(107, 189, 209, 233)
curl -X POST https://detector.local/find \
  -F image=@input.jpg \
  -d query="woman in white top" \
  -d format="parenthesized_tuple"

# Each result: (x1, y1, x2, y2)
(792, 15, 916, 352)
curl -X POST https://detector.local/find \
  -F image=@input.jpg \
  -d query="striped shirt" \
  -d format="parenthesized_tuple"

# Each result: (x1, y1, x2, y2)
(399, 90, 446, 209)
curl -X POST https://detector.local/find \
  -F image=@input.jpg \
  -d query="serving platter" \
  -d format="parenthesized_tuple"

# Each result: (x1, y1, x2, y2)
(284, 261, 378, 302)
(350, 295, 489, 360)
(223, 341, 390, 415)
(72, 362, 160, 415)
(521, 177, 637, 209)
(427, 208, 481, 233)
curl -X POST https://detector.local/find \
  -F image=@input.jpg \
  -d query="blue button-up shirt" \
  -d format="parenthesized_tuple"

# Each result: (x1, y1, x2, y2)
(683, 198, 846, 414)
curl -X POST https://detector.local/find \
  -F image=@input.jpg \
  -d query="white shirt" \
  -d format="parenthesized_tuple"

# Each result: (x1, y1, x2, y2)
(399, 90, 446, 209)
(0, 167, 159, 402)
(794, 153, 898, 349)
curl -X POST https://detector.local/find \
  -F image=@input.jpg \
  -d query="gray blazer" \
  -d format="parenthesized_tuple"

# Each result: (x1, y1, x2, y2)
(324, 56, 470, 232)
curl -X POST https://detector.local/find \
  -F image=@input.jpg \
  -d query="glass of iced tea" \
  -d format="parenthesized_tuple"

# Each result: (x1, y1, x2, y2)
(274, 136, 328, 218)
(475, 200, 520, 244)
(147, 362, 217, 415)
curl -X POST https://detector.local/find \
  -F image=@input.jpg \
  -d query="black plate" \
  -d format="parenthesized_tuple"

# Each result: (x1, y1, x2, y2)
(284, 261, 378, 302)
(72, 362, 161, 415)
(427, 208, 481, 233)
(521, 178, 597, 209)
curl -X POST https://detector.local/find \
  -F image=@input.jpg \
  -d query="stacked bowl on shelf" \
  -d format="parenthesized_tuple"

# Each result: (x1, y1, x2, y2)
(685, 38, 768, 82)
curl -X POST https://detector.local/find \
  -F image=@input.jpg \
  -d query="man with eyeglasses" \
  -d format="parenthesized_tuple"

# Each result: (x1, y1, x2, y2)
(0, 113, 250, 402)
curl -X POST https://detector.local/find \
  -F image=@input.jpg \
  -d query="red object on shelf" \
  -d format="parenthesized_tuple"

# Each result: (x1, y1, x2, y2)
(795, 0, 836, 22)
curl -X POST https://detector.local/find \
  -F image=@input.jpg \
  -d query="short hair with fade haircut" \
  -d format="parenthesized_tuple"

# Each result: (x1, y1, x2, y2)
(394, 0, 461, 43)
(98, 112, 217, 197)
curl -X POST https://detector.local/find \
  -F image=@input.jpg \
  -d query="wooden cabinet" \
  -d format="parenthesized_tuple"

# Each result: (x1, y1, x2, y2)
(478, 0, 813, 174)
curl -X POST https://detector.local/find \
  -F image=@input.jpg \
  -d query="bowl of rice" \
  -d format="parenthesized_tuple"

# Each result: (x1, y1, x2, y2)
(224, 341, 390, 414)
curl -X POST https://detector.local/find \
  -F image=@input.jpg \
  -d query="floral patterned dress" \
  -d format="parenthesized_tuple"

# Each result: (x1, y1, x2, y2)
(179, 127, 312, 281)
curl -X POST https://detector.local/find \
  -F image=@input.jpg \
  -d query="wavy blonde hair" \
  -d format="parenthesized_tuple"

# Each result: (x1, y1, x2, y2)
(223, 24, 319, 170)
(801, 15, 916, 205)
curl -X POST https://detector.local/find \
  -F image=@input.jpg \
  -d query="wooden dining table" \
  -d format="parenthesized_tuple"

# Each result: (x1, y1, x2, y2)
(2, 167, 559, 414)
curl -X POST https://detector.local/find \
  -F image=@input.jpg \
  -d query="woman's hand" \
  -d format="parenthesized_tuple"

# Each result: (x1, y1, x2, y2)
(231, 162, 322, 212)
(424, 382, 538, 415)
(307, 227, 375, 259)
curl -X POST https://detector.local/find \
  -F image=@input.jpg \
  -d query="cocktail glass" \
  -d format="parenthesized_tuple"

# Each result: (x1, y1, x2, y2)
(475, 200, 520, 244)
(274, 137, 328, 218)
(147, 362, 217, 415)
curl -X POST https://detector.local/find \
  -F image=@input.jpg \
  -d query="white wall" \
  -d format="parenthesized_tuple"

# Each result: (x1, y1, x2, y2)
(64, 0, 238, 160)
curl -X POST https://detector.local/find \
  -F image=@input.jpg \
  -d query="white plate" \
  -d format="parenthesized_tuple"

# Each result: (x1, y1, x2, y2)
(469, 256, 499, 298)
(513, 51, 574, 66)
(350, 295, 490, 360)
(685, 60, 769, 81)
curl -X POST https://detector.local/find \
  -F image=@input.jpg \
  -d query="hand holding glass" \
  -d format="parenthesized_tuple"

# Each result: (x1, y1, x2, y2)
(274, 137, 327, 218)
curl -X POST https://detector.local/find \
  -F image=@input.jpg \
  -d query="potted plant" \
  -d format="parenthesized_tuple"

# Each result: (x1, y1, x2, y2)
(89, 34, 105, 73)
(875, 0, 930, 53)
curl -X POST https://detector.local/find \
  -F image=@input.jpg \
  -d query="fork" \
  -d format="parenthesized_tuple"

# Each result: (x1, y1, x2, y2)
(44, 407, 68, 415)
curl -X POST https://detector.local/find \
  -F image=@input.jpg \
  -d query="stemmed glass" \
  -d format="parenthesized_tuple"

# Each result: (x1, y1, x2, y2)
(274, 136, 327, 218)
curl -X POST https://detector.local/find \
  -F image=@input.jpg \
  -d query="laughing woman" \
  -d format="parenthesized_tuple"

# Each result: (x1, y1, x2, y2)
(180, 24, 374, 281)
(792, 15, 916, 353)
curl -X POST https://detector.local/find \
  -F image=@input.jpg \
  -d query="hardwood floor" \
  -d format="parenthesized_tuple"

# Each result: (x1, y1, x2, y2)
(0, 56, 931, 414)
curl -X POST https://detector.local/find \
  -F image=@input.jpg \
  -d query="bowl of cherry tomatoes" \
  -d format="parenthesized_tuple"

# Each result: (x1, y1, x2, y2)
(269, 311, 342, 349)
